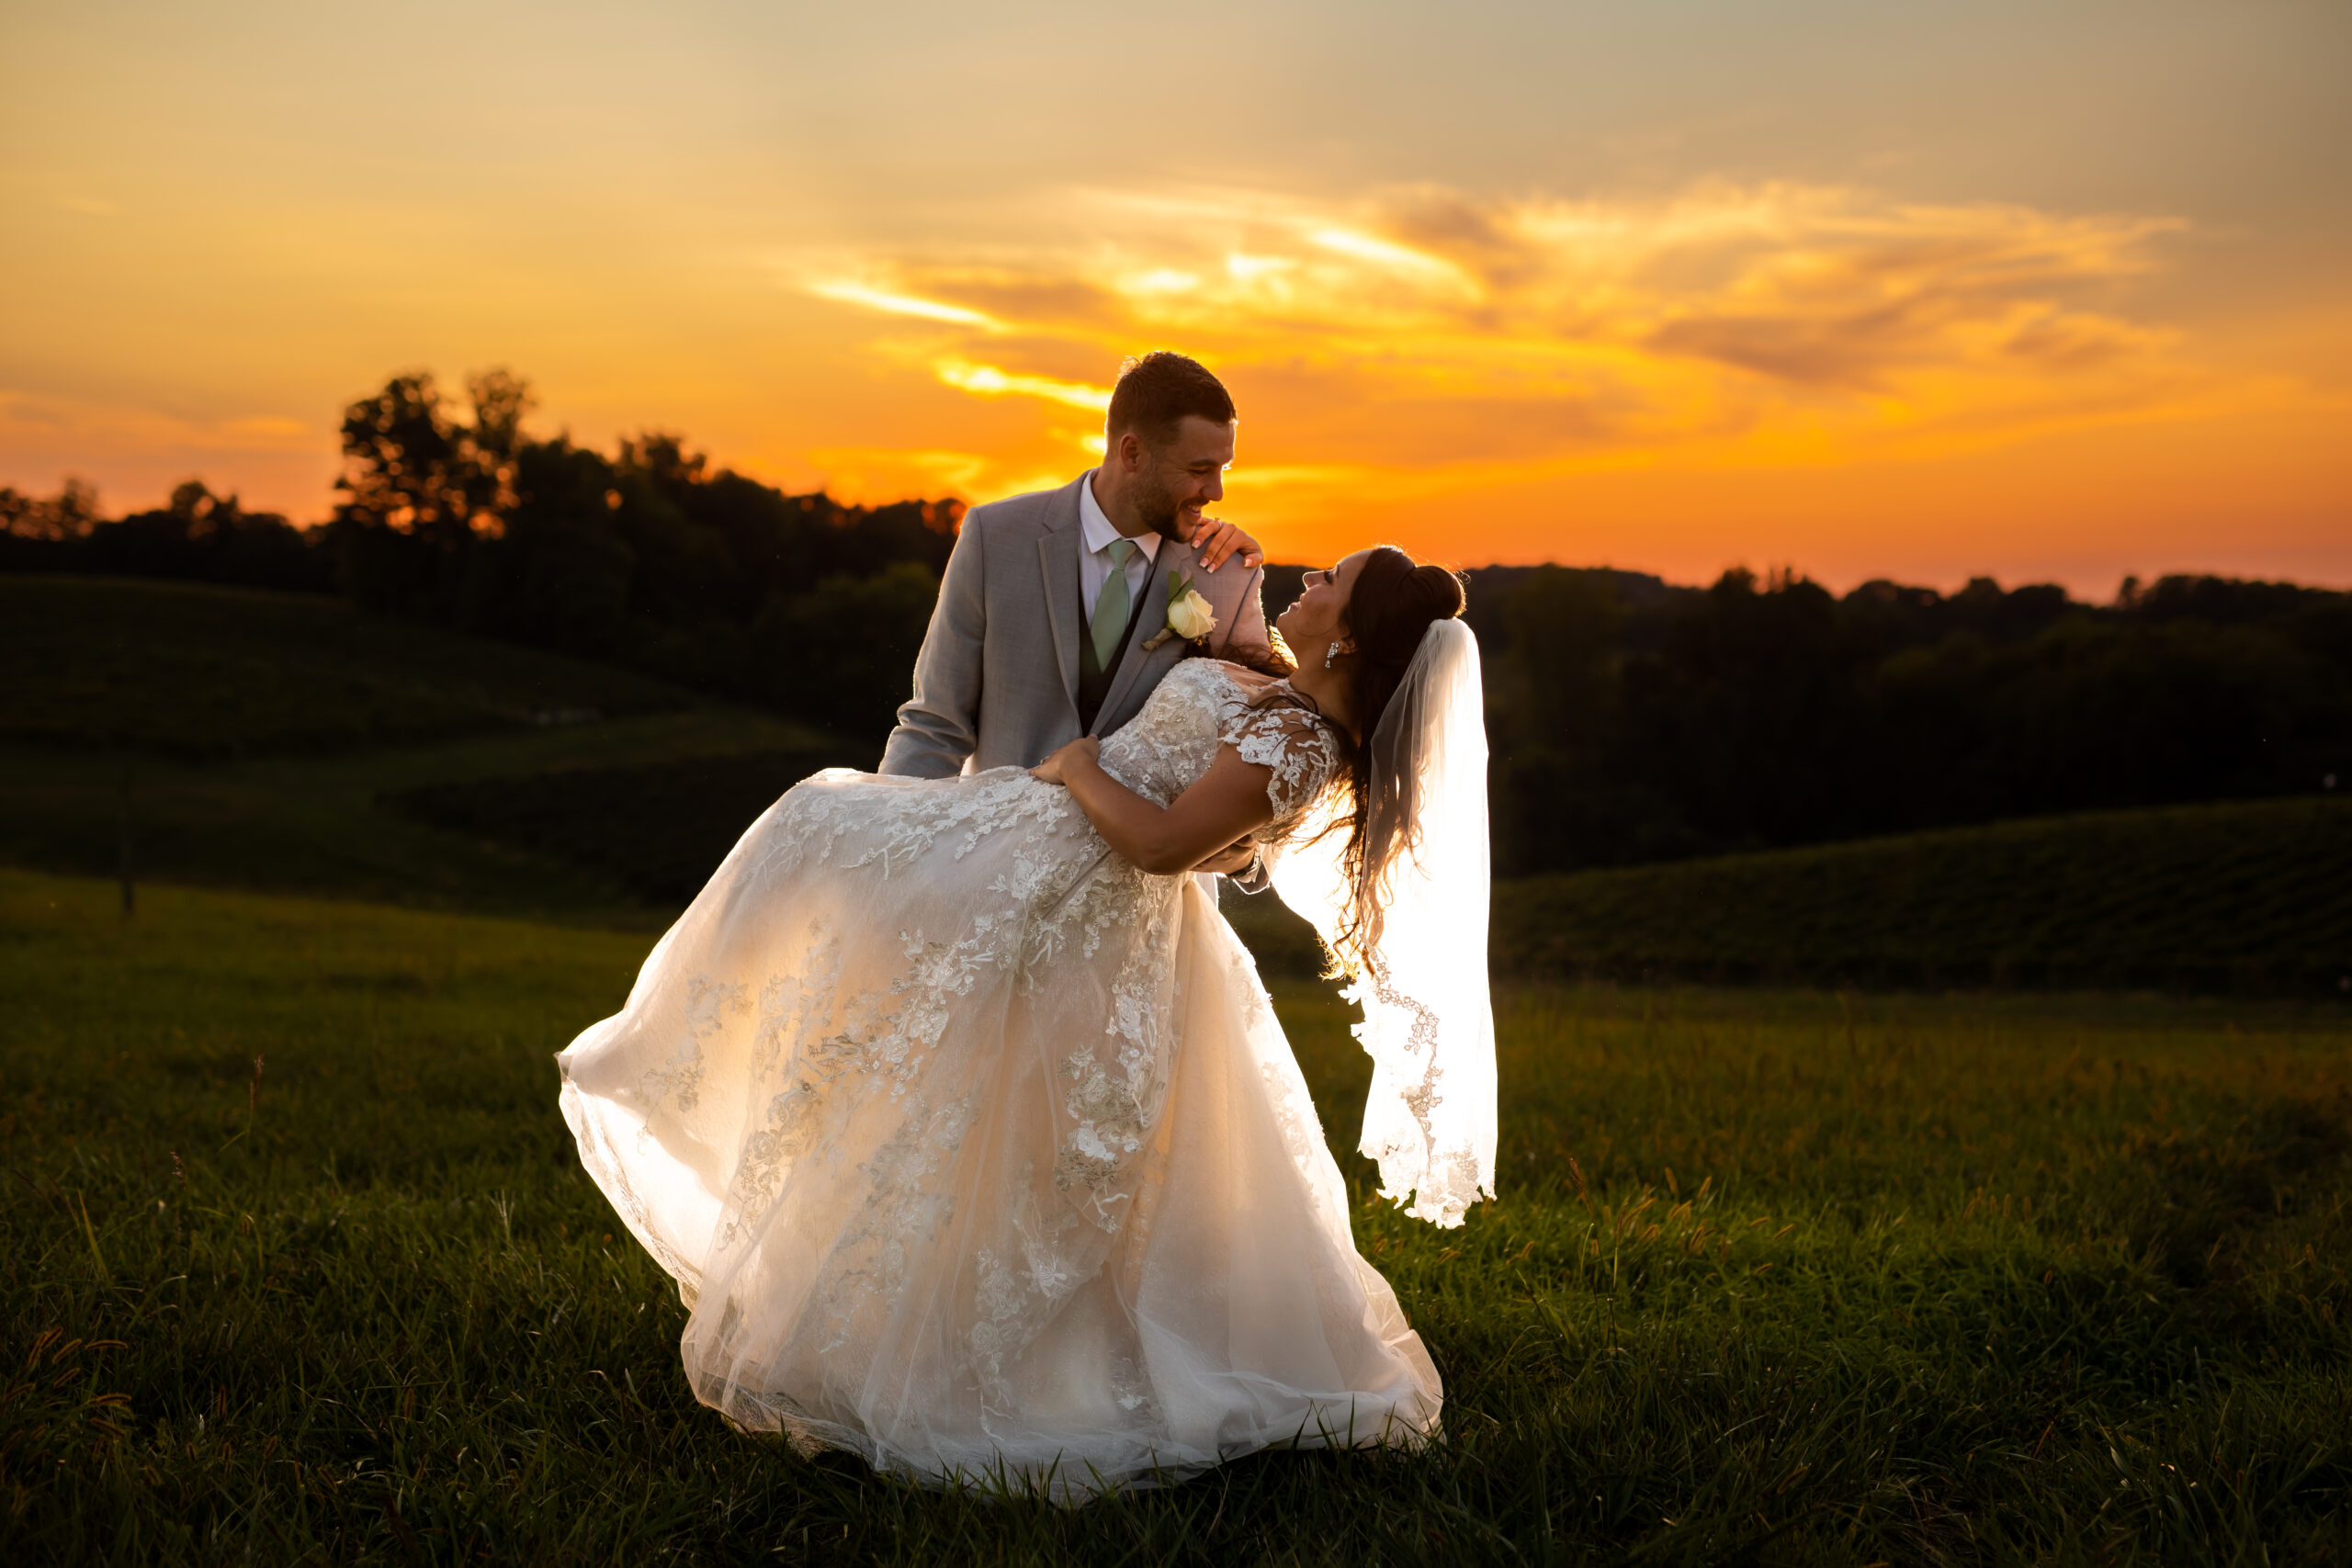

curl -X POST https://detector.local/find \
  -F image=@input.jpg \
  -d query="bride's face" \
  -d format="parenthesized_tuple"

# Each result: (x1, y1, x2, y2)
(1276, 548, 1370, 652)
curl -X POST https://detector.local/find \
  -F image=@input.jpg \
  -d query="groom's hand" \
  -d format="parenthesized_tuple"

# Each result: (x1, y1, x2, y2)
(1193, 835, 1258, 877)
(1030, 736, 1100, 786)
(1191, 515, 1263, 573)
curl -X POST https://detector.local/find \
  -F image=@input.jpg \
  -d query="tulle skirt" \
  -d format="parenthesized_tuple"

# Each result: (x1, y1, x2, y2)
(556, 765, 1441, 1498)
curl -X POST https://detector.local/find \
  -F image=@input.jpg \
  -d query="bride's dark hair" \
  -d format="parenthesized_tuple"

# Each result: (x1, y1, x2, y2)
(1314, 546, 1467, 967)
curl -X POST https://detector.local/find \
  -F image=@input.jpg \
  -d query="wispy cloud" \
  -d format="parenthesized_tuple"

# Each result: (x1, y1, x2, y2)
(793, 178, 2238, 514)
(805, 279, 1002, 329)
(802, 446, 1003, 498)
(0, 389, 329, 515)
(931, 358, 1110, 412)
(0, 389, 313, 454)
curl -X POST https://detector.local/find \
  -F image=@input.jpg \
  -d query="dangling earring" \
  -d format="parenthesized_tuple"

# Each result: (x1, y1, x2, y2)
(1324, 640, 1344, 670)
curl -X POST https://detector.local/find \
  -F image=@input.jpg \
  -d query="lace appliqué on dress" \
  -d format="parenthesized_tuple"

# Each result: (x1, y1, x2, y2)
(556, 655, 1443, 1495)
(1216, 701, 1340, 825)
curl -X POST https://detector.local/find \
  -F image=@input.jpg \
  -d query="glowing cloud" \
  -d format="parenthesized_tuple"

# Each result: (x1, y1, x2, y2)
(1307, 227, 1460, 280)
(793, 178, 2251, 532)
(932, 358, 1111, 412)
(806, 280, 1001, 329)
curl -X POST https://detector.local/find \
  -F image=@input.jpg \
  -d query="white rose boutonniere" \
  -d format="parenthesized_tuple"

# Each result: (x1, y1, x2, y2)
(1142, 570, 1217, 651)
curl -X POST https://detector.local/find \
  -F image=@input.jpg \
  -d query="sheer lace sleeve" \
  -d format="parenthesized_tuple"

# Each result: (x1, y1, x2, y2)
(1218, 701, 1341, 829)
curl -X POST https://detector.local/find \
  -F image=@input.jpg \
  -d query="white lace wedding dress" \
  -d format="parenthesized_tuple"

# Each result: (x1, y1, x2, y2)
(558, 660, 1442, 1496)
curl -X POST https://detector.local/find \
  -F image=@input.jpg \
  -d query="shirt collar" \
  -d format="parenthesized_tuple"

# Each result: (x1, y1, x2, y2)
(1080, 470, 1163, 564)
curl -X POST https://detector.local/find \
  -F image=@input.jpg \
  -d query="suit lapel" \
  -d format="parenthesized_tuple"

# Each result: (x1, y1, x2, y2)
(1036, 478, 1087, 710)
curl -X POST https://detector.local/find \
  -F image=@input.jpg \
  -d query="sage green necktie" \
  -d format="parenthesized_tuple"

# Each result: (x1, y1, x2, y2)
(1088, 538, 1138, 672)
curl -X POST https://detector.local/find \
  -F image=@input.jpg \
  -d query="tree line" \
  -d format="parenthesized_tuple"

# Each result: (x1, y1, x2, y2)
(8, 367, 2346, 875)
(1450, 563, 2350, 874)
(3, 370, 961, 738)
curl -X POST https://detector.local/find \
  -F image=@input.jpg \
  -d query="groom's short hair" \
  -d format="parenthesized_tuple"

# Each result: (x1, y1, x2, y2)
(1106, 352, 1235, 448)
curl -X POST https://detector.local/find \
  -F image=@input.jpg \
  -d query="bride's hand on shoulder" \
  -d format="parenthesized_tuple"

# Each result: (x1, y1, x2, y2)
(1030, 736, 1100, 785)
(1192, 515, 1263, 572)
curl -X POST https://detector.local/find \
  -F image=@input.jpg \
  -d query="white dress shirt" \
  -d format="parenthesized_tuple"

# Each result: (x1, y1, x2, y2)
(1077, 470, 1163, 624)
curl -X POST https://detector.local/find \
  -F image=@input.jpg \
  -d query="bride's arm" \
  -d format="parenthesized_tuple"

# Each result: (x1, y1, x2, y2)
(1033, 739, 1277, 876)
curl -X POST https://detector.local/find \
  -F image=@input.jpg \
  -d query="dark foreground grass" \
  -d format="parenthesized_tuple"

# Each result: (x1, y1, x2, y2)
(4, 869, 2348, 1564)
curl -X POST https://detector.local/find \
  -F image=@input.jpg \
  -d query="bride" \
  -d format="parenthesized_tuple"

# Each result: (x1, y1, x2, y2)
(557, 544, 1496, 1497)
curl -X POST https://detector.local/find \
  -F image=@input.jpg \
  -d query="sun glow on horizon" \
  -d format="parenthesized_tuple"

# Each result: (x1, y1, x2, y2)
(3, 0, 2344, 592)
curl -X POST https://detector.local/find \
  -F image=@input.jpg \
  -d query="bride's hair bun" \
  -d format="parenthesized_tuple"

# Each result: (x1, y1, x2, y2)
(1406, 561, 1467, 623)
(1351, 548, 1465, 673)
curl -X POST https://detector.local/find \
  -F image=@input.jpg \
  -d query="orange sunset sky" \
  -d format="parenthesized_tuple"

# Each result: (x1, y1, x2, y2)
(3, 0, 2346, 595)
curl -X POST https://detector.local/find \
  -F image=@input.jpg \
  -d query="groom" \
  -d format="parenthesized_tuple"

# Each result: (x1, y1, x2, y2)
(879, 352, 1286, 877)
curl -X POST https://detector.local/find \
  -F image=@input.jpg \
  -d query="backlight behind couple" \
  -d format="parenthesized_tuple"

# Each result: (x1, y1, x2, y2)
(557, 352, 1496, 1499)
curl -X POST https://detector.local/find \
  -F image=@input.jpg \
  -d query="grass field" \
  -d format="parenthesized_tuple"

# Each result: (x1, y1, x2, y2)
(1491, 797, 2352, 997)
(6, 869, 2347, 1563)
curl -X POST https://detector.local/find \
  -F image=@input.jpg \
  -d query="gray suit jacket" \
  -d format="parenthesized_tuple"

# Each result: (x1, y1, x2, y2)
(879, 472, 1279, 779)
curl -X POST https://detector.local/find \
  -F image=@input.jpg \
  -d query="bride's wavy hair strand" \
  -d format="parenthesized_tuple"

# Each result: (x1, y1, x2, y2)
(1313, 546, 1466, 970)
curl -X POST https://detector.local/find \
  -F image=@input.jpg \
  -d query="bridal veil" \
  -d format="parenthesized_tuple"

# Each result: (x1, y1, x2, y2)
(1271, 619, 1498, 1228)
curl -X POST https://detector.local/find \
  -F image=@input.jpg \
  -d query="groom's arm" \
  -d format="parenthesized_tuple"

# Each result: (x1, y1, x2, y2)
(878, 522, 986, 778)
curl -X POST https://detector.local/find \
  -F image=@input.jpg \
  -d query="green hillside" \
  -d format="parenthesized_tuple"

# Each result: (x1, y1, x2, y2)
(385, 746, 874, 906)
(1492, 795, 2352, 995)
(6, 574, 688, 757)
(7, 574, 2346, 994)
(0, 576, 843, 924)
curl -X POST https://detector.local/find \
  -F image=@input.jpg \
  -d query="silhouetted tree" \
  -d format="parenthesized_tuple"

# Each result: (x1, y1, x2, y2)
(11, 364, 2344, 836)
(497, 437, 634, 654)
(1481, 566, 2352, 875)
(331, 368, 962, 736)
(751, 562, 941, 739)
(90, 482, 320, 589)
(3, 478, 323, 589)
(330, 368, 535, 618)
(0, 479, 102, 570)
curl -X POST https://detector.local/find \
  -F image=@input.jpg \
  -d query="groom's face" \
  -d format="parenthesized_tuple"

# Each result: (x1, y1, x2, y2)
(1132, 417, 1235, 543)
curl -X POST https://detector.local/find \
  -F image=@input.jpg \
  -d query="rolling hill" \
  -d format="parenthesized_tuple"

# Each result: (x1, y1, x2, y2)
(7, 573, 2344, 993)
(1488, 794, 2352, 995)
(1, 575, 848, 923)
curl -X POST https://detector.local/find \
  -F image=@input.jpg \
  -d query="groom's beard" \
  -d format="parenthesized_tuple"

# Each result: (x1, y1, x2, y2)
(1132, 466, 1189, 544)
